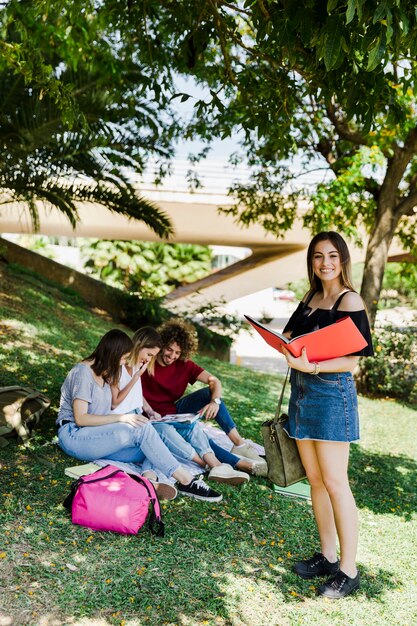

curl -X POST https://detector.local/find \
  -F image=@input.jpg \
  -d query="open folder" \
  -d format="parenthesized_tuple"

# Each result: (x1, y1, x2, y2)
(244, 314, 368, 362)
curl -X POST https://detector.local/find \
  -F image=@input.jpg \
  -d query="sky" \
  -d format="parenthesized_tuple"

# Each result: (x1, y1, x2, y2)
(142, 75, 330, 196)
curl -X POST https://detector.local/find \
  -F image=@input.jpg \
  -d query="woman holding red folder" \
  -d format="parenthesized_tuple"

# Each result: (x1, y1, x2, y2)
(281, 231, 373, 599)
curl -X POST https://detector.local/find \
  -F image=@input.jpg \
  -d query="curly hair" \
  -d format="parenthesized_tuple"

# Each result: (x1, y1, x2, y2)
(158, 318, 198, 361)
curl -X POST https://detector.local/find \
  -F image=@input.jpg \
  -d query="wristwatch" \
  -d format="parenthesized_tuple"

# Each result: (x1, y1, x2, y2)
(212, 397, 221, 405)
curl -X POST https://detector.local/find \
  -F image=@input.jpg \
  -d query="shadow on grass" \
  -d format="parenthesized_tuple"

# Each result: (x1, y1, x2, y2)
(0, 262, 413, 625)
(350, 445, 417, 520)
(281, 563, 398, 601)
(0, 442, 407, 626)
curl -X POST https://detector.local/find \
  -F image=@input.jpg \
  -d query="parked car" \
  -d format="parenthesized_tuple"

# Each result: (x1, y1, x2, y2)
(273, 287, 296, 301)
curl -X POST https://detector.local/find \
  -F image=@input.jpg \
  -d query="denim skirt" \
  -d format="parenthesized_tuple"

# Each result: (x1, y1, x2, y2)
(284, 370, 360, 442)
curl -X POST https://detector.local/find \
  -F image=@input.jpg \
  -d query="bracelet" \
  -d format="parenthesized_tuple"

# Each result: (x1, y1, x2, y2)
(311, 362, 320, 375)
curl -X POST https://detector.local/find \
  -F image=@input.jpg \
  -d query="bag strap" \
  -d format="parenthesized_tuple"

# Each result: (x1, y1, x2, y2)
(0, 386, 50, 403)
(275, 367, 290, 419)
(130, 474, 165, 537)
(63, 466, 126, 509)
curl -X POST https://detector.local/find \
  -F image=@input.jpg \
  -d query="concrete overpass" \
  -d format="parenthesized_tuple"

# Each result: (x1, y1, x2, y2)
(0, 185, 406, 307)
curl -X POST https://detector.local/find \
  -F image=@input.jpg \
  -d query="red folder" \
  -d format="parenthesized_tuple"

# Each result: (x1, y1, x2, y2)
(244, 314, 368, 362)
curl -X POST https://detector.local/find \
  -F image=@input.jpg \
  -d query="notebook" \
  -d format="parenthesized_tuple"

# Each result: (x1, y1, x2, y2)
(64, 462, 102, 479)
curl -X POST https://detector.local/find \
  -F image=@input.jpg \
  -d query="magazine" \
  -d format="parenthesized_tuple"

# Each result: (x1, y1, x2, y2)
(151, 413, 201, 425)
(244, 314, 368, 362)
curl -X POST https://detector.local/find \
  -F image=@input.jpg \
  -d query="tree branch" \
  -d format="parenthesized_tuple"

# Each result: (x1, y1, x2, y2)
(383, 126, 417, 197)
(395, 189, 417, 217)
(208, 0, 239, 85)
(363, 177, 380, 201)
(219, 1, 251, 16)
(326, 102, 370, 147)
(256, 0, 271, 20)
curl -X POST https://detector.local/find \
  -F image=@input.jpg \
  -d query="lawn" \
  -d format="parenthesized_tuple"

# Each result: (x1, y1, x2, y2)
(0, 261, 416, 626)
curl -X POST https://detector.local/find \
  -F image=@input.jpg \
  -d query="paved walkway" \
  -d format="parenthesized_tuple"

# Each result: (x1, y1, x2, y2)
(230, 317, 288, 375)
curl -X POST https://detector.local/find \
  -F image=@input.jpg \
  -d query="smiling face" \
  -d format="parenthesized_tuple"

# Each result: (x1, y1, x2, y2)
(312, 240, 343, 285)
(157, 341, 182, 367)
(136, 346, 160, 366)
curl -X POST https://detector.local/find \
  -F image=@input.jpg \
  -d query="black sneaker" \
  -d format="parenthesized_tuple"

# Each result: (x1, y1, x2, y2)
(318, 570, 360, 599)
(293, 552, 340, 579)
(177, 477, 223, 502)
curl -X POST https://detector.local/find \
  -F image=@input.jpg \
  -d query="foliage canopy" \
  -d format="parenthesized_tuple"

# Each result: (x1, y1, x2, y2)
(0, 0, 178, 237)
(2, 1, 417, 322)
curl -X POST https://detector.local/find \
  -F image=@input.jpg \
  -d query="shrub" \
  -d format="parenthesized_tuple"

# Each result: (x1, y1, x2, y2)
(119, 294, 240, 361)
(356, 324, 417, 405)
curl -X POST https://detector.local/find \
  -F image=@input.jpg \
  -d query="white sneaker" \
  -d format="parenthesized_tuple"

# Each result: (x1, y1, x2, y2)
(251, 459, 268, 477)
(208, 463, 250, 486)
(231, 442, 265, 463)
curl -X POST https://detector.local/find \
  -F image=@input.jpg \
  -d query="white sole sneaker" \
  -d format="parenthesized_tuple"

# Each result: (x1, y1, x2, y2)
(231, 443, 265, 463)
(251, 460, 268, 477)
(178, 490, 223, 503)
(208, 464, 250, 486)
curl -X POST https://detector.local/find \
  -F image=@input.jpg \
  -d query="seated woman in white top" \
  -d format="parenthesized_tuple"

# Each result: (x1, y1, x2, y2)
(110, 326, 250, 486)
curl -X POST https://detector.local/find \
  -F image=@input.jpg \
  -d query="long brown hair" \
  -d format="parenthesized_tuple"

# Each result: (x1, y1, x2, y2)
(85, 329, 133, 385)
(306, 231, 356, 295)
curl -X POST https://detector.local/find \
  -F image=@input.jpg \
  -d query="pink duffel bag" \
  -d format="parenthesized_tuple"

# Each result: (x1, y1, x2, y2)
(63, 464, 164, 536)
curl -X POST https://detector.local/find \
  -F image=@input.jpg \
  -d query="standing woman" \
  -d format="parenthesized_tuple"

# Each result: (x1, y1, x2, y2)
(281, 232, 373, 599)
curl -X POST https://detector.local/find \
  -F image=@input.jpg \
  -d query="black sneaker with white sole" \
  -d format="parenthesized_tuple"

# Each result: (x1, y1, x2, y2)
(293, 552, 340, 579)
(318, 570, 360, 599)
(177, 477, 223, 502)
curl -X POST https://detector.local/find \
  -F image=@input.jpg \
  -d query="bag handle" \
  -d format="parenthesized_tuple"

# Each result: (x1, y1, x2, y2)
(130, 474, 165, 537)
(275, 367, 290, 420)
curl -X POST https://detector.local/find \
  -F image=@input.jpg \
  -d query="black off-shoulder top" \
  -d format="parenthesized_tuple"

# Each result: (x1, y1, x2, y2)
(283, 291, 374, 357)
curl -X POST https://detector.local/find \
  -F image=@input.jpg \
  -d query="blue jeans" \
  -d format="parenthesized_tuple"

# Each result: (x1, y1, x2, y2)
(152, 421, 212, 460)
(58, 421, 181, 478)
(175, 388, 241, 468)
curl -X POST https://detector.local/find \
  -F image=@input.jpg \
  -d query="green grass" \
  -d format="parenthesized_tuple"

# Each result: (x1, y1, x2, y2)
(1, 261, 416, 626)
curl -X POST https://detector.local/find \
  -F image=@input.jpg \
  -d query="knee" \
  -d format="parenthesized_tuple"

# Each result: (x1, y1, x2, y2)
(200, 387, 211, 402)
(322, 474, 349, 498)
(139, 422, 157, 440)
(306, 469, 325, 489)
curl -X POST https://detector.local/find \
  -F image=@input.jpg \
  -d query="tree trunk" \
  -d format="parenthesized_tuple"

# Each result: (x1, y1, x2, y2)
(360, 202, 399, 327)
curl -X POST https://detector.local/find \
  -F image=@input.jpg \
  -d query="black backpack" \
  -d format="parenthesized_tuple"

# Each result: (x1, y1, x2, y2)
(0, 385, 51, 446)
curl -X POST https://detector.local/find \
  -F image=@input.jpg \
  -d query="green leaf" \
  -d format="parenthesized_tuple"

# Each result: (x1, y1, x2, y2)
(346, 0, 356, 24)
(324, 17, 343, 70)
(367, 30, 387, 71)
(327, 0, 339, 12)
(373, 0, 388, 24)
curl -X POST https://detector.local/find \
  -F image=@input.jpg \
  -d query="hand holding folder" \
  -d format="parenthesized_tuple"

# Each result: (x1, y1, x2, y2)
(244, 314, 368, 362)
